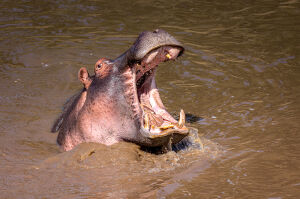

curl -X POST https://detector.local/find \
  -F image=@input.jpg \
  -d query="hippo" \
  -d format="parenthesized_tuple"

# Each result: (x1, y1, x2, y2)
(51, 29, 190, 151)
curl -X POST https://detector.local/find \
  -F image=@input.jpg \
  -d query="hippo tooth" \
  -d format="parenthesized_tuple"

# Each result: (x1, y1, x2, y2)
(159, 124, 174, 130)
(166, 53, 171, 59)
(178, 109, 185, 128)
(144, 113, 150, 130)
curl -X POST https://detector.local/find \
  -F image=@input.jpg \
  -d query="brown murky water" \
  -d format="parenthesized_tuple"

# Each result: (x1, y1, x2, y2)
(1, 0, 299, 198)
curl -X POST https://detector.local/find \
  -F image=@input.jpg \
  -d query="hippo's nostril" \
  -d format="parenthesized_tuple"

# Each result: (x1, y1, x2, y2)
(153, 29, 159, 33)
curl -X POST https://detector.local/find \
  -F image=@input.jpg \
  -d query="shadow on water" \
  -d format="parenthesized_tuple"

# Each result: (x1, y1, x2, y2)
(186, 113, 204, 123)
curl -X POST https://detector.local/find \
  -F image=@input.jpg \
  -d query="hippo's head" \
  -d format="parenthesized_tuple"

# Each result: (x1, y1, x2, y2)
(52, 29, 190, 151)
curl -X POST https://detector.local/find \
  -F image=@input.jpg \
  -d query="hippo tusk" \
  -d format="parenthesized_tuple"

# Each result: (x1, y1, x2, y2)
(178, 109, 185, 128)
(144, 113, 150, 130)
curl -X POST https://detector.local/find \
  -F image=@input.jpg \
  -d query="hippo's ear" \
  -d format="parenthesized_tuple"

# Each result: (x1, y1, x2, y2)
(78, 67, 92, 89)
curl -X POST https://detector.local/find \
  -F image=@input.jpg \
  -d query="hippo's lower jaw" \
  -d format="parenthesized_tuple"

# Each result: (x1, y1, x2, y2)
(124, 45, 189, 146)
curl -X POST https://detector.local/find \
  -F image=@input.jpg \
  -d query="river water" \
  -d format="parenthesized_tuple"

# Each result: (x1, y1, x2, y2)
(0, 0, 299, 198)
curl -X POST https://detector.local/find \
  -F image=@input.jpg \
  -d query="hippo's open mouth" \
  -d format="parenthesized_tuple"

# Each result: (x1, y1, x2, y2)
(127, 44, 189, 141)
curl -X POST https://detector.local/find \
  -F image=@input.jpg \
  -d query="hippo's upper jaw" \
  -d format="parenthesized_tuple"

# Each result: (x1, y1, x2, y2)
(117, 30, 189, 147)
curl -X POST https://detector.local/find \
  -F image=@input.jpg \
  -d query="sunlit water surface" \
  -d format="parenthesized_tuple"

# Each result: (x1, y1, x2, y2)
(0, 0, 299, 198)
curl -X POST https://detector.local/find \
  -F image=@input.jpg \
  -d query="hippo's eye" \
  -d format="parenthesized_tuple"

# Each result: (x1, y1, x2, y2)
(97, 64, 102, 69)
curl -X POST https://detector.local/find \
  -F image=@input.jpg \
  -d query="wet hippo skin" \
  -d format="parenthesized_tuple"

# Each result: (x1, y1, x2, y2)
(51, 29, 190, 151)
